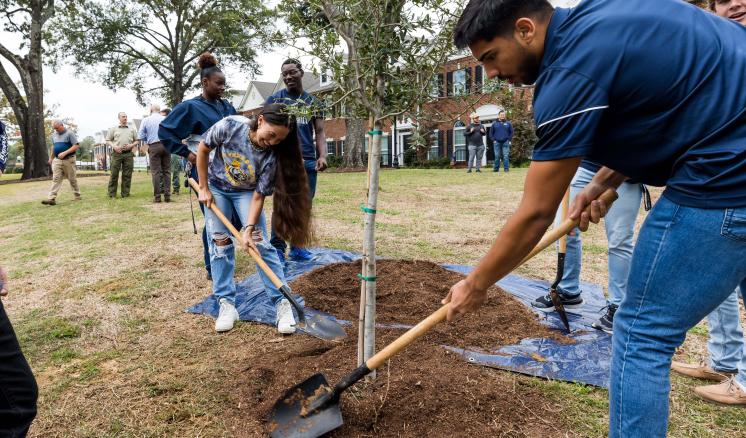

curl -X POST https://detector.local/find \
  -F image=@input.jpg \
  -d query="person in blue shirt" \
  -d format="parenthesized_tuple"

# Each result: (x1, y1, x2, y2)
(196, 104, 313, 333)
(489, 110, 513, 172)
(444, 0, 746, 436)
(670, 0, 746, 408)
(265, 59, 327, 264)
(159, 52, 238, 280)
(138, 104, 169, 203)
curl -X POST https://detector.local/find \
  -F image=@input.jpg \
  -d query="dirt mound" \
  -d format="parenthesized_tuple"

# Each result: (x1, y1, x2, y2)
(291, 259, 570, 350)
(239, 260, 574, 437)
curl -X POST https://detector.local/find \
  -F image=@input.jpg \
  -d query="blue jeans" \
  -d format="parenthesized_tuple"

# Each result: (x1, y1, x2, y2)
(555, 167, 642, 306)
(707, 283, 746, 384)
(493, 141, 510, 171)
(609, 196, 746, 437)
(204, 185, 286, 306)
(271, 159, 317, 254)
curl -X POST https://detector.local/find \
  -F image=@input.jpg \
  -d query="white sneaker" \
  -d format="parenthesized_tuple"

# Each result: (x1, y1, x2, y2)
(215, 298, 239, 332)
(276, 299, 296, 334)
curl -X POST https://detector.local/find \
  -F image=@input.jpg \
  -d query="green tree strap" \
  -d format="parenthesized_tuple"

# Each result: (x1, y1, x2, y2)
(360, 204, 377, 214)
(357, 273, 377, 282)
(368, 130, 383, 135)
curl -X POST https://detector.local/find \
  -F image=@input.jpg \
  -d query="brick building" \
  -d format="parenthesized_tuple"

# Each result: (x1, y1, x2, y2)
(237, 54, 533, 167)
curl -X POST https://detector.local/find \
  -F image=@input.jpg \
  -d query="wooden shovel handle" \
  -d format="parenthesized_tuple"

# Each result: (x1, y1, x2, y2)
(365, 188, 619, 372)
(187, 178, 284, 290)
(558, 189, 570, 253)
(520, 188, 618, 265)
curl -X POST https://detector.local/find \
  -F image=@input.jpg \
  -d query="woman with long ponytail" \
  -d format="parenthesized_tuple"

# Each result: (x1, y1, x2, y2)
(196, 103, 312, 333)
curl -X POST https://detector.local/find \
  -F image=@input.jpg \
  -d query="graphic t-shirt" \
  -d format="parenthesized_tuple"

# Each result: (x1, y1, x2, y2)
(203, 116, 276, 195)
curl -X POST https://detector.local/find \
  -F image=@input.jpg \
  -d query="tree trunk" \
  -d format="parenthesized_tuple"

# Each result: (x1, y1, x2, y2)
(22, 67, 49, 179)
(343, 118, 365, 168)
(360, 119, 382, 378)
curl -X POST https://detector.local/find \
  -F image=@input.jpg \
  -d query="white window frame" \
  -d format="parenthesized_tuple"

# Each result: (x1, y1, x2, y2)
(453, 121, 466, 161)
(453, 69, 467, 96)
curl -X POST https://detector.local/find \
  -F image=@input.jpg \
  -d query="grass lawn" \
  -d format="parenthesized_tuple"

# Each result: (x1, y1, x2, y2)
(0, 169, 743, 437)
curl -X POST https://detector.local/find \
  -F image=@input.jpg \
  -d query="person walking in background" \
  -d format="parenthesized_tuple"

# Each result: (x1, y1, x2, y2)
(0, 265, 38, 437)
(669, 0, 746, 407)
(159, 52, 238, 281)
(490, 110, 513, 172)
(106, 112, 138, 198)
(465, 113, 486, 173)
(265, 58, 327, 264)
(42, 121, 81, 206)
(139, 104, 170, 203)
(160, 108, 182, 195)
(0, 120, 8, 178)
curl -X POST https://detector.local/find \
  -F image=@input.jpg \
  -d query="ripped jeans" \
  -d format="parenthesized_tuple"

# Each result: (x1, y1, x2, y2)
(204, 184, 286, 306)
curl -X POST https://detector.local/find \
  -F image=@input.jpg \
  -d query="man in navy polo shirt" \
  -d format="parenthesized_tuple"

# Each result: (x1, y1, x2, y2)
(443, 0, 746, 436)
(266, 59, 328, 264)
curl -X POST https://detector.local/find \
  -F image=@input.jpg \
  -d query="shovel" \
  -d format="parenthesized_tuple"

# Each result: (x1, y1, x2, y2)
(188, 178, 346, 342)
(269, 189, 619, 438)
(549, 189, 571, 331)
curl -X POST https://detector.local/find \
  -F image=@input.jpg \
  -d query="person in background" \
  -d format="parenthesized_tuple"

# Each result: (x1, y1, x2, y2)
(465, 113, 486, 173)
(669, 0, 746, 407)
(0, 265, 38, 437)
(265, 58, 327, 264)
(196, 104, 312, 333)
(489, 110, 513, 172)
(160, 108, 182, 195)
(106, 112, 138, 198)
(139, 104, 170, 203)
(0, 120, 8, 177)
(42, 121, 81, 205)
(159, 52, 238, 281)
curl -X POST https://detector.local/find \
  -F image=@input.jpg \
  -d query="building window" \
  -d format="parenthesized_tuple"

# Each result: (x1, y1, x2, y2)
(453, 121, 466, 161)
(364, 136, 390, 165)
(326, 139, 335, 156)
(429, 130, 439, 160)
(430, 74, 440, 98)
(453, 69, 467, 96)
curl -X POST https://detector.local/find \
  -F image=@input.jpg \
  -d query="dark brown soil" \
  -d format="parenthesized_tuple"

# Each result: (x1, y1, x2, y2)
(292, 259, 570, 350)
(238, 260, 576, 437)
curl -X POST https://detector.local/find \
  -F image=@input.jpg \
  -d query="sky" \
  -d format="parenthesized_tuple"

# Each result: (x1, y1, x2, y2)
(0, 0, 580, 140)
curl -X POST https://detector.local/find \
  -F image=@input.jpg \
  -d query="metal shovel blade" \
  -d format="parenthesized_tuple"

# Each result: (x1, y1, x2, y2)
(269, 373, 343, 438)
(298, 313, 347, 342)
(549, 288, 571, 332)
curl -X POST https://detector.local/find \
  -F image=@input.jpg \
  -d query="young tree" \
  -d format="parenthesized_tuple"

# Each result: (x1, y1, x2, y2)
(0, 0, 55, 179)
(58, 0, 274, 105)
(279, 0, 458, 371)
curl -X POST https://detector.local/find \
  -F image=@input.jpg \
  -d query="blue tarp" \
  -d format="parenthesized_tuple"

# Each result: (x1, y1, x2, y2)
(188, 248, 611, 388)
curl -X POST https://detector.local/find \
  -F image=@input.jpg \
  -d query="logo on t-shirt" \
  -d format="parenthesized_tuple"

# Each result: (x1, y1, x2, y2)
(223, 151, 256, 187)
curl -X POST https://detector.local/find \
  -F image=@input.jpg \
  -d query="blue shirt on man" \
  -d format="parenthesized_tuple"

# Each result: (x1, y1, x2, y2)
(490, 120, 513, 143)
(531, 0, 746, 208)
(265, 89, 323, 160)
(138, 112, 165, 145)
(52, 129, 78, 159)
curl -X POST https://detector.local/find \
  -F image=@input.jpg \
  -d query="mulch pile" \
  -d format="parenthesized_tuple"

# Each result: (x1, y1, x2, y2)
(240, 260, 574, 437)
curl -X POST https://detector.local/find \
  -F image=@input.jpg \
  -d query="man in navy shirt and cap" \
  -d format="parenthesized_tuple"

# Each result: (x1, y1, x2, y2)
(443, 0, 746, 436)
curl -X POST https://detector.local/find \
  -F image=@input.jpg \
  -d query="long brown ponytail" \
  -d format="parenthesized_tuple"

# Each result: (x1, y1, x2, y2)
(250, 104, 314, 246)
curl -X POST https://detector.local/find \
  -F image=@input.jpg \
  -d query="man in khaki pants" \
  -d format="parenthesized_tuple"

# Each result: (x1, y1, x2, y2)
(42, 121, 80, 206)
(106, 112, 138, 198)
